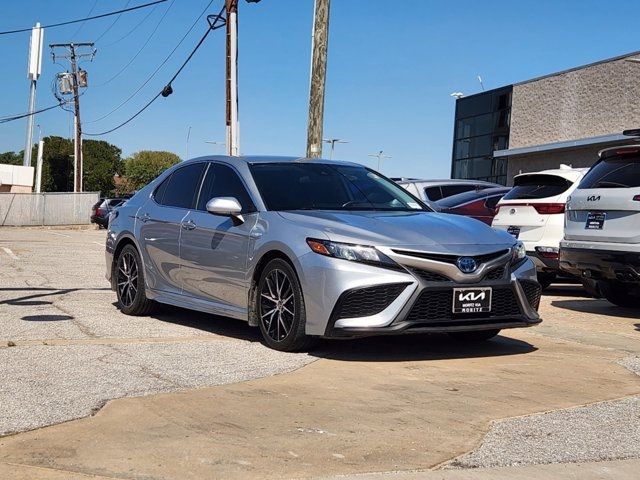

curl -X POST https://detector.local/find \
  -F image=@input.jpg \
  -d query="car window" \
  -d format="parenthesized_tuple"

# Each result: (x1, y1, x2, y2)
(424, 186, 443, 201)
(159, 163, 205, 209)
(440, 184, 477, 198)
(437, 190, 486, 208)
(578, 154, 640, 189)
(108, 199, 124, 207)
(502, 174, 572, 200)
(197, 163, 255, 212)
(250, 163, 427, 212)
(485, 194, 502, 210)
(153, 175, 171, 203)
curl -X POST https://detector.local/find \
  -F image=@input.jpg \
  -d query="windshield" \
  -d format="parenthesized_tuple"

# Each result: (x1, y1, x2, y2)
(578, 154, 640, 189)
(502, 174, 572, 200)
(250, 163, 428, 212)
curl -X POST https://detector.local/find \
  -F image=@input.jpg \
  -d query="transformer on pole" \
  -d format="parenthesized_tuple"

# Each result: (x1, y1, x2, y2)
(23, 23, 44, 168)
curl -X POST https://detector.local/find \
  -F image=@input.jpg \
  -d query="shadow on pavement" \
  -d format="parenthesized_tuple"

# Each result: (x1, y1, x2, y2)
(311, 333, 536, 362)
(551, 298, 640, 319)
(21, 314, 74, 321)
(543, 284, 590, 298)
(0, 287, 111, 307)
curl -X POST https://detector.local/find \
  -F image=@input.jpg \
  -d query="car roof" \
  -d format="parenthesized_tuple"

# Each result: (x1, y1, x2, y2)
(184, 155, 362, 168)
(599, 144, 640, 159)
(514, 166, 589, 182)
(398, 179, 501, 187)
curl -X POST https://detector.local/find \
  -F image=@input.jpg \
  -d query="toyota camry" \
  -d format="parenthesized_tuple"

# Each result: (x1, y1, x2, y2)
(106, 156, 541, 351)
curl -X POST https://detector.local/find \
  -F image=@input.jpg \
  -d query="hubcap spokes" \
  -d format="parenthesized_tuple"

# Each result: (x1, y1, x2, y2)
(117, 252, 138, 307)
(260, 269, 294, 342)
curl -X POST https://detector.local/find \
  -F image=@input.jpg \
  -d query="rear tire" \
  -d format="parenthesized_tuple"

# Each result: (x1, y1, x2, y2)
(600, 281, 638, 308)
(115, 244, 155, 316)
(256, 259, 316, 352)
(448, 329, 501, 342)
(537, 272, 555, 290)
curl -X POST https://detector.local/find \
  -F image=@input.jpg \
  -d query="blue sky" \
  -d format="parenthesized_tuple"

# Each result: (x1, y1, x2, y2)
(1, 0, 639, 178)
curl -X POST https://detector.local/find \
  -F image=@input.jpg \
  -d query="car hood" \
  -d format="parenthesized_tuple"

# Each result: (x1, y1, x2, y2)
(277, 210, 515, 253)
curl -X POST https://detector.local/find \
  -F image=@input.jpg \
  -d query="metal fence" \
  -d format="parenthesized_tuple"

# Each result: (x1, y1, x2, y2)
(0, 192, 100, 226)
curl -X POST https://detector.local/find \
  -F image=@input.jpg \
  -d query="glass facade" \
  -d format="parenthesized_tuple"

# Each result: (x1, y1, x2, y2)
(451, 86, 512, 185)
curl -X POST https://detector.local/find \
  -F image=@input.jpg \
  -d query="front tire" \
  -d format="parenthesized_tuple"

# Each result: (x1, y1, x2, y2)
(537, 272, 555, 290)
(115, 244, 154, 315)
(256, 259, 315, 352)
(600, 281, 638, 308)
(448, 329, 501, 342)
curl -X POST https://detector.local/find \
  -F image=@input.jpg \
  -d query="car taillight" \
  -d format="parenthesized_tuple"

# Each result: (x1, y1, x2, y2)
(633, 195, 640, 202)
(96, 208, 104, 216)
(532, 203, 565, 215)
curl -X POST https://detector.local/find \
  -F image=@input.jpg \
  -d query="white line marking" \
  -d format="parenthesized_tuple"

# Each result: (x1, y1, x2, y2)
(47, 231, 71, 238)
(2, 247, 19, 260)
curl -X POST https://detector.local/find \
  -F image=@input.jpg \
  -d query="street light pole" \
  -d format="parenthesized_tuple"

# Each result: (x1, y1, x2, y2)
(368, 150, 391, 172)
(323, 138, 348, 159)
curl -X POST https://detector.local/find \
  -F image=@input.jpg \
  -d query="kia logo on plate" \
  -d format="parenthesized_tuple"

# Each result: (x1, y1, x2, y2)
(456, 257, 477, 273)
(458, 291, 486, 301)
(587, 195, 601, 201)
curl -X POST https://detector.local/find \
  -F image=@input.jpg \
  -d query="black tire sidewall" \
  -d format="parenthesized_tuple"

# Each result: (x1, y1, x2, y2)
(116, 244, 149, 315)
(256, 259, 308, 351)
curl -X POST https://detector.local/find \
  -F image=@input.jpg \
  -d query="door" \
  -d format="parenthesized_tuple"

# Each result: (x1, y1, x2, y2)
(137, 163, 205, 294)
(179, 163, 258, 314)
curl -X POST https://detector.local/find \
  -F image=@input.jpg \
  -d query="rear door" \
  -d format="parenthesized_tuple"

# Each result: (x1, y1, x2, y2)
(565, 150, 640, 244)
(492, 174, 572, 242)
(136, 163, 205, 294)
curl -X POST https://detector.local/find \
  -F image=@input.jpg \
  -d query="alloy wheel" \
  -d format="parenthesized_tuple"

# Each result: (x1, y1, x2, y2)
(117, 251, 138, 308)
(259, 269, 295, 342)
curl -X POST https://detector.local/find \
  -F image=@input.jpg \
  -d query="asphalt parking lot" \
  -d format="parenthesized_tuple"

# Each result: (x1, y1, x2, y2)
(1, 227, 639, 479)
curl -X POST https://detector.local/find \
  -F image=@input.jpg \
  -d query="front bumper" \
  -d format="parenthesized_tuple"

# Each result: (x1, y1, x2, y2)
(560, 246, 640, 283)
(308, 255, 541, 338)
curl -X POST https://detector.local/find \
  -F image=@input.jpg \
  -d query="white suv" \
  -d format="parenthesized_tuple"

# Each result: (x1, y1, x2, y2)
(492, 166, 588, 288)
(560, 142, 640, 308)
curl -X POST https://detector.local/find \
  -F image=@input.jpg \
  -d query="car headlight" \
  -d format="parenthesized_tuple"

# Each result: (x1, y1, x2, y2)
(306, 238, 398, 269)
(511, 241, 527, 266)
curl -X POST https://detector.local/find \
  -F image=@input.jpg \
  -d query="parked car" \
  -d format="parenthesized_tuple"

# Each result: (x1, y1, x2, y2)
(91, 197, 129, 228)
(105, 156, 541, 351)
(435, 187, 511, 225)
(560, 141, 640, 308)
(397, 179, 503, 209)
(492, 165, 588, 289)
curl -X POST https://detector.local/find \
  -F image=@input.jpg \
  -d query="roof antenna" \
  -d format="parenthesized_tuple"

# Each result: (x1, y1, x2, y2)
(477, 75, 485, 91)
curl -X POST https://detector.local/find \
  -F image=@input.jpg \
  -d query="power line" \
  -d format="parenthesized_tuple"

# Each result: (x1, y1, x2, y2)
(70, 0, 99, 40)
(0, 103, 66, 124)
(0, 0, 168, 36)
(101, 3, 160, 48)
(94, 0, 132, 44)
(92, 0, 176, 88)
(84, 0, 216, 125)
(84, 5, 226, 136)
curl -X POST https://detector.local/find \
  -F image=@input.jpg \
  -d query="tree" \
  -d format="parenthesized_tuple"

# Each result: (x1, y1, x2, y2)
(83, 140, 122, 195)
(0, 151, 22, 165)
(123, 150, 181, 191)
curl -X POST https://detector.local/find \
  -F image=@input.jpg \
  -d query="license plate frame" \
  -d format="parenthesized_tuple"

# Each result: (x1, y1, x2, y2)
(585, 212, 606, 230)
(452, 287, 492, 314)
(507, 225, 521, 239)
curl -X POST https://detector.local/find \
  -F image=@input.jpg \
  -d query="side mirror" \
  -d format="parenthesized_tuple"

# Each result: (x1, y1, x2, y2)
(205, 197, 243, 222)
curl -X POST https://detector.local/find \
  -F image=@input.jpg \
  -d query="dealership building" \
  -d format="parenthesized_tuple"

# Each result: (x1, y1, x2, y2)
(451, 50, 640, 185)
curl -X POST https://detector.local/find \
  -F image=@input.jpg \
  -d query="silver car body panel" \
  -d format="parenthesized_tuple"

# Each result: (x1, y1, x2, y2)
(107, 156, 541, 338)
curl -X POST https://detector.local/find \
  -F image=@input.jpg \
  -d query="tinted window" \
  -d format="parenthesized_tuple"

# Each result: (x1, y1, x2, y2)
(502, 174, 572, 200)
(197, 164, 255, 212)
(440, 184, 477, 198)
(251, 163, 426, 212)
(424, 186, 442, 201)
(437, 190, 487, 208)
(153, 176, 170, 203)
(160, 163, 205, 209)
(485, 194, 503, 210)
(579, 154, 640, 189)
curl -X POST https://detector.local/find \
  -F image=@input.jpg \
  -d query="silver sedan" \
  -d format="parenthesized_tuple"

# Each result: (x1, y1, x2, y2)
(106, 156, 541, 351)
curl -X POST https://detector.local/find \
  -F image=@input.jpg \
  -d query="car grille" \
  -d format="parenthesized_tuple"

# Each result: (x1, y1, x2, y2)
(392, 249, 509, 265)
(484, 266, 506, 280)
(409, 268, 450, 282)
(334, 283, 409, 319)
(520, 280, 542, 310)
(406, 287, 521, 322)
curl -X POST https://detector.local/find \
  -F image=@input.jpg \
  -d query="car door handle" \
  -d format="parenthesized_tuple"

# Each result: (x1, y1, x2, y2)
(181, 219, 196, 231)
(138, 212, 151, 223)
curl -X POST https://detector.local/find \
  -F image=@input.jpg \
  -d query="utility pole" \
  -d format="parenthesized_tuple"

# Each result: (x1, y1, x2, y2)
(368, 150, 391, 172)
(306, 0, 331, 158)
(225, 0, 240, 156)
(323, 138, 347, 160)
(23, 23, 44, 168)
(50, 42, 95, 192)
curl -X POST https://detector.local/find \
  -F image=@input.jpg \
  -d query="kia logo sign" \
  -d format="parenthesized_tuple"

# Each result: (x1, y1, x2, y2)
(458, 291, 486, 301)
(587, 195, 601, 201)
